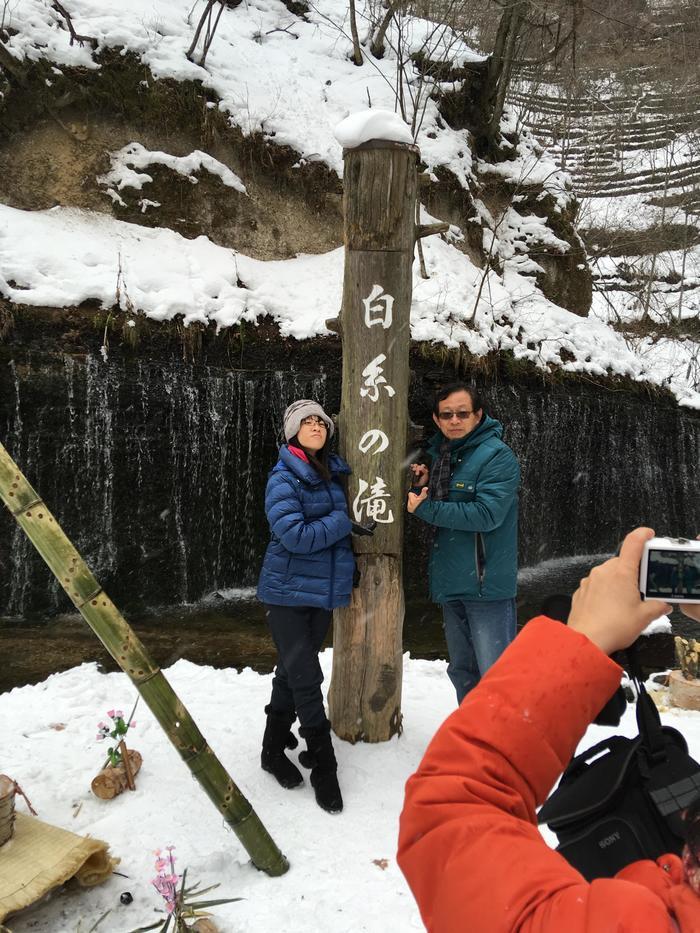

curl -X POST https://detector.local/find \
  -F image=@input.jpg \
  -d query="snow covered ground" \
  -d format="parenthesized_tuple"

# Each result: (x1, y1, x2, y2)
(0, 645, 696, 933)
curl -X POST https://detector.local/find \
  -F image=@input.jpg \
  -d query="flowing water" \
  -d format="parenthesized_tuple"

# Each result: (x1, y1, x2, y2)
(1, 351, 698, 690)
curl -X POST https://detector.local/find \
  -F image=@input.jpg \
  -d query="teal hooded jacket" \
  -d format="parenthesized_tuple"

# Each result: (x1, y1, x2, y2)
(414, 414, 520, 603)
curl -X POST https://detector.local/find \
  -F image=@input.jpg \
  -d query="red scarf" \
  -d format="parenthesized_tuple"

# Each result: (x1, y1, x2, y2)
(288, 445, 309, 463)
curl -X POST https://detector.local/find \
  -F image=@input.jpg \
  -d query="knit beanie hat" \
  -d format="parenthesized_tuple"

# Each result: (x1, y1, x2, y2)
(283, 400, 335, 441)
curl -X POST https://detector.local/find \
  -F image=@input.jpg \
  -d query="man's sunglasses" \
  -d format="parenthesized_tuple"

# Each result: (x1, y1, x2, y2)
(436, 410, 474, 421)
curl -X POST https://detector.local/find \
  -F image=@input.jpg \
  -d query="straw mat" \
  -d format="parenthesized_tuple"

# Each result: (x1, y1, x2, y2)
(0, 813, 117, 923)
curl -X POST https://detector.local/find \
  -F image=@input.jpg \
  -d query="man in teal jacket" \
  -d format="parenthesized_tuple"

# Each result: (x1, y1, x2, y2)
(408, 382, 520, 703)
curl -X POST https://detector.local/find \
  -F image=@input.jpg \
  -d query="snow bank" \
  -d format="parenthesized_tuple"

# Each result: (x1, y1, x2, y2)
(1, 0, 698, 408)
(3, 650, 699, 932)
(1, 652, 443, 932)
(1, 204, 699, 407)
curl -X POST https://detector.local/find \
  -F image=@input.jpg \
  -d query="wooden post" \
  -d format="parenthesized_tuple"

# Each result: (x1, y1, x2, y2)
(328, 139, 419, 743)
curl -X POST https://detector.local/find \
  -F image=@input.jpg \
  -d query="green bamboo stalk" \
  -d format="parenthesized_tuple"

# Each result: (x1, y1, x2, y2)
(0, 441, 288, 877)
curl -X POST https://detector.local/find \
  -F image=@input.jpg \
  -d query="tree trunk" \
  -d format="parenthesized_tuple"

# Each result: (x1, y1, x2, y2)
(348, 0, 363, 66)
(370, 1, 398, 59)
(328, 139, 418, 742)
(467, 0, 525, 152)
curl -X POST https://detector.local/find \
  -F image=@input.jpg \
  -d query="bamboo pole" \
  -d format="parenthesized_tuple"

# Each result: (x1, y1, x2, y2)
(0, 441, 288, 877)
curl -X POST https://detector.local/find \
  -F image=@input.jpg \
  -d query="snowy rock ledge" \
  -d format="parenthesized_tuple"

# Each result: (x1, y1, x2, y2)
(1, 203, 699, 408)
(97, 143, 248, 208)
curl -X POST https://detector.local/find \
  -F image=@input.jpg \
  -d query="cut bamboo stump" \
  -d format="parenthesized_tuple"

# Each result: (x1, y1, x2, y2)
(675, 635, 700, 680)
(0, 775, 16, 846)
(669, 669, 700, 711)
(669, 636, 700, 710)
(91, 750, 143, 800)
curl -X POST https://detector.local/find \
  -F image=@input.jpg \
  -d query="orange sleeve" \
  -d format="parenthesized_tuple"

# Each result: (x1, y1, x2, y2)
(397, 618, 677, 933)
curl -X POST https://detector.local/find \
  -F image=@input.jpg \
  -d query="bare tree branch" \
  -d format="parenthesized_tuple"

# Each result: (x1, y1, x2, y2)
(187, 0, 233, 67)
(52, 1, 98, 49)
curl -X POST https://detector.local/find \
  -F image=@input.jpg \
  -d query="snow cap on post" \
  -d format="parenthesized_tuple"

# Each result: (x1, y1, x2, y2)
(334, 110, 413, 150)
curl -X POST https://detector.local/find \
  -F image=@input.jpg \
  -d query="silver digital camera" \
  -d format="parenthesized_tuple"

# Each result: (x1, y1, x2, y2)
(639, 537, 700, 604)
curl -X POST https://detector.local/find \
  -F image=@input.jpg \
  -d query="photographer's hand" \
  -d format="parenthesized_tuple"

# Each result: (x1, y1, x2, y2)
(681, 534, 700, 623)
(568, 527, 672, 655)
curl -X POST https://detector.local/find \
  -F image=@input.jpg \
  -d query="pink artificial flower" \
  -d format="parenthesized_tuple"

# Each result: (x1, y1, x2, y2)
(129, 720, 136, 728)
(107, 709, 115, 719)
(115, 710, 124, 718)
(96, 733, 105, 741)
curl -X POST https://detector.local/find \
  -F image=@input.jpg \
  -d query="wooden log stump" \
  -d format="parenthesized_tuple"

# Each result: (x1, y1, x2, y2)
(0, 775, 16, 847)
(91, 749, 143, 799)
(191, 920, 219, 932)
(669, 669, 700, 711)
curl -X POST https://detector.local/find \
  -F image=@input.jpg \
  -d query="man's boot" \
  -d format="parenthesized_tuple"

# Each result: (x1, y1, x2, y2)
(299, 721, 343, 813)
(261, 706, 303, 789)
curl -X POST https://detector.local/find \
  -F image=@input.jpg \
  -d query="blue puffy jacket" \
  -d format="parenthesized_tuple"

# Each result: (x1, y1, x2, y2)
(256, 446, 355, 610)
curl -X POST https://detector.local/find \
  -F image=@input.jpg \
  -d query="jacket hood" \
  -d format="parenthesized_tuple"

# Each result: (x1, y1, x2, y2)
(426, 413, 504, 457)
(272, 444, 351, 485)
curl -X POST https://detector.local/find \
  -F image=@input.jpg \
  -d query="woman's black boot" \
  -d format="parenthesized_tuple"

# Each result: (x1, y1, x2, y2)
(299, 721, 343, 813)
(261, 706, 303, 789)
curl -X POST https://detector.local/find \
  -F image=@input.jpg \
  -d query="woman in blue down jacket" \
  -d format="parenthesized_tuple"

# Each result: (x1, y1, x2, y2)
(257, 399, 354, 813)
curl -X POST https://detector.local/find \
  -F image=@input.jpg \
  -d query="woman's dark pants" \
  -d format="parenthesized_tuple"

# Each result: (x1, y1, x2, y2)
(265, 604, 332, 730)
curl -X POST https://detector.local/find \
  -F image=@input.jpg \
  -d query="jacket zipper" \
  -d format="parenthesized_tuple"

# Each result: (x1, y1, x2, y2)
(475, 532, 486, 596)
(326, 481, 336, 609)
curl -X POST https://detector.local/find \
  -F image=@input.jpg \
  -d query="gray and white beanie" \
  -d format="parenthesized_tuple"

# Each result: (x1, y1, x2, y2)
(283, 399, 335, 442)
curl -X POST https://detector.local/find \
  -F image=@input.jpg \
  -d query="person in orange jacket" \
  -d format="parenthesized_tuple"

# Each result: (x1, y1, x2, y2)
(398, 527, 700, 932)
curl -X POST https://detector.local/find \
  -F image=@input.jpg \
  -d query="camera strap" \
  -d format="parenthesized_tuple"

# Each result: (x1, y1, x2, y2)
(625, 640, 667, 762)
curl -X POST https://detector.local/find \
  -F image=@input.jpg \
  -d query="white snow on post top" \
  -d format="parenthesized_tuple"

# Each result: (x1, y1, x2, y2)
(334, 110, 414, 150)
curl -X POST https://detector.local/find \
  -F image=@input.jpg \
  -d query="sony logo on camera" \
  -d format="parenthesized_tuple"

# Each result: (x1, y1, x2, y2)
(598, 831, 621, 849)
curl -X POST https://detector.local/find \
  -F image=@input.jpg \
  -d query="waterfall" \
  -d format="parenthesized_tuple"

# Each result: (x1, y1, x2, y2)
(0, 354, 328, 617)
(0, 353, 697, 619)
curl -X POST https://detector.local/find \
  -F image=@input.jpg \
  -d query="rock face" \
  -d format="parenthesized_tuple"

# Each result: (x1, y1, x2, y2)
(0, 49, 591, 313)
(0, 53, 343, 263)
(1, 313, 698, 619)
